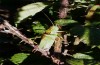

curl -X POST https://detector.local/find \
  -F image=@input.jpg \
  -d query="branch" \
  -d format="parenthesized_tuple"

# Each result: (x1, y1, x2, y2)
(58, 0, 69, 18)
(2, 20, 34, 47)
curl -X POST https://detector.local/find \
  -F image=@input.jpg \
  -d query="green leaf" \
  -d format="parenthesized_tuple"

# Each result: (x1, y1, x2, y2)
(86, 5, 99, 19)
(10, 53, 30, 65)
(67, 59, 100, 65)
(84, 60, 100, 65)
(15, 2, 48, 24)
(70, 26, 89, 44)
(91, 22, 100, 26)
(0, 58, 4, 64)
(67, 59, 84, 65)
(54, 19, 78, 26)
(72, 53, 93, 59)
(32, 21, 46, 34)
(70, 26, 100, 45)
(81, 27, 90, 44)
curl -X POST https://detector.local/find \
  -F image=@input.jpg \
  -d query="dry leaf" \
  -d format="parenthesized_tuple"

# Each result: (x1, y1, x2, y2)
(54, 37, 63, 53)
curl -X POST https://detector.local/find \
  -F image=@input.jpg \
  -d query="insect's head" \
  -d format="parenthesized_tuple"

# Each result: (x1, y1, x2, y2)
(46, 26, 59, 34)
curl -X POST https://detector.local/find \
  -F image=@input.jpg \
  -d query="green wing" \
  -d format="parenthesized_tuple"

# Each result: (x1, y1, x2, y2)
(39, 34, 57, 51)
(39, 26, 59, 51)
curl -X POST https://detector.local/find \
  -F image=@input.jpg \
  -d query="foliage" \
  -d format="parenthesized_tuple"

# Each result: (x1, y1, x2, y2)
(67, 59, 100, 65)
(15, 2, 48, 24)
(32, 21, 46, 34)
(67, 59, 84, 65)
(10, 53, 30, 65)
(70, 25, 100, 45)
(54, 19, 78, 26)
(72, 53, 93, 59)
(0, 0, 100, 65)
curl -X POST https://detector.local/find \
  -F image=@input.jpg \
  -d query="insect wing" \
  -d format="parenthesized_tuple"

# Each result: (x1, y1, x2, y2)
(39, 34, 57, 51)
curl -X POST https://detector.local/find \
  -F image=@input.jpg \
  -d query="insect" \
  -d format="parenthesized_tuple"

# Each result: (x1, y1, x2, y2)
(38, 26, 59, 52)
(34, 12, 63, 56)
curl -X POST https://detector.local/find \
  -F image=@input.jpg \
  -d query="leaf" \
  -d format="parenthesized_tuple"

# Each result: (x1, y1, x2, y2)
(54, 19, 78, 26)
(86, 5, 99, 19)
(54, 37, 62, 53)
(75, 0, 86, 3)
(84, 60, 100, 65)
(80, 27, 90, 44)
(91, 22, 100, 26)
(15, 2, 48, 24)
(70, 26, 100, 45)
(0, 58, 4, 64)
(67, 59, 84, 65)
(67, 59, 100, 65)
(74, 37, 81, 45)
(39, 26, 59, 51)
(75, 0, 81, 2)
(72, 53, 93, 59)
(10, 53, 30, 65)
(32, 21, 46, 34)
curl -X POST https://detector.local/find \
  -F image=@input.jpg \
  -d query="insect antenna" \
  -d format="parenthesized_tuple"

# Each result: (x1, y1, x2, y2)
(42, 11, 54, 25)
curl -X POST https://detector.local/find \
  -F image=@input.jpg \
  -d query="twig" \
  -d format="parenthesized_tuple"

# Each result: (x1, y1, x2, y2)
(2, 20, 34, 47)
(63, 34, 69, 46)
(51, 55, 64, 65)
(58, 0, 69, 18)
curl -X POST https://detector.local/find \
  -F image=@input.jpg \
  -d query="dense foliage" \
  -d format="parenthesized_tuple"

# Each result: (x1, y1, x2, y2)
(0, 0, 100, 65)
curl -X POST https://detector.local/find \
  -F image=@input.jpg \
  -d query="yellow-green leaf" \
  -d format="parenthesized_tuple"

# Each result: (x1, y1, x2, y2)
(86, 5, 99, 19)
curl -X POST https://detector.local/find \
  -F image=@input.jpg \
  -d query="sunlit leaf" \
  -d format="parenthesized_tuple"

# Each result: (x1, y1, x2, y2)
(74, 37, 81, 45)
(86, 5, 99, 19)
(75, 0, 81, 2)
(54, 19, 78, 26)
(75, 0, 86, 3)
(10, 53, 30, 65)
(15, 2, 48, 24)
(72, 53, 93, 59)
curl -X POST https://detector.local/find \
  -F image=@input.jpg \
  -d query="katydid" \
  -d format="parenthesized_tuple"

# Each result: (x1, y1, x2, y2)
(38, 26, 59, 52)
(34, 12, 62, 56)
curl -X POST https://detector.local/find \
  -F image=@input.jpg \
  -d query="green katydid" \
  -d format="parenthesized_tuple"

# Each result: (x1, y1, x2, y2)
(38, 26, 59, 52)
(37, 12, 60, 54)
(33, 12, 64, 56)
